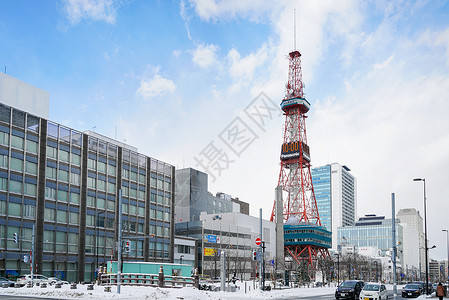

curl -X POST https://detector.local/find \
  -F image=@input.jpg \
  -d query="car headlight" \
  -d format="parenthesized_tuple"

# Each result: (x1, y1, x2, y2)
(350, 289, 354, 292)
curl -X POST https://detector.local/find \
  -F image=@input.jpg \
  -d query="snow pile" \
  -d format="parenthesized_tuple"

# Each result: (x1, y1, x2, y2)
(0, 283, 336, 300)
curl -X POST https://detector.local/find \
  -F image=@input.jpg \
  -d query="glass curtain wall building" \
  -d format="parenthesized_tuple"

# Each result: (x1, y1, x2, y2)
(311, 163, 357, 250)
(0, 102, 174, 282)
(337, 215, 404, 263)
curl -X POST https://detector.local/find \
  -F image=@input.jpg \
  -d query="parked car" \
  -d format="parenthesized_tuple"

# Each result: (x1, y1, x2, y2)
(0, 277, 15, 287)
(335, 280, 364, 299)
(359, 283, 388, 300)
(402, 283, 421, 298)
(16, 274, 50, 286)
(411, 281, 424, 294)
(48, 277, 69, 285)
(426, 282, 434, 294)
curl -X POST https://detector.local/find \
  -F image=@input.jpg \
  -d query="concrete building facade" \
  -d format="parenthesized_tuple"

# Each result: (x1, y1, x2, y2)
(0, 77, 175, 282)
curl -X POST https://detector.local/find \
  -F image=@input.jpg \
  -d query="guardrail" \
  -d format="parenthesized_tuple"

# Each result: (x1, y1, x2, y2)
(99, 266, 200, 289)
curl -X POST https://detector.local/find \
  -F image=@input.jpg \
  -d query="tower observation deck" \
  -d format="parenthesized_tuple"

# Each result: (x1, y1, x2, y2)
(271, 50, 331, 267)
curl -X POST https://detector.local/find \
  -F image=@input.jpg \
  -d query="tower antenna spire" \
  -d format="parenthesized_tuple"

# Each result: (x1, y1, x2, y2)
(294, 9, 296, 50)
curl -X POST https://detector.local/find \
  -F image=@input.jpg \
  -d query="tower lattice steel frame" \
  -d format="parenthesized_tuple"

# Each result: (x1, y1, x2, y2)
(271, 50, 329, 267)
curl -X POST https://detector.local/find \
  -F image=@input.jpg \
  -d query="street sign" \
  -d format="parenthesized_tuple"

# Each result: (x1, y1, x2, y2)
(255, 237, 262, 246)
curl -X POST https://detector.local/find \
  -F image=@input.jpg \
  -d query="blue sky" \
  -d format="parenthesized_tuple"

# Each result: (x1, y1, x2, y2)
(1, 0, 449, 260)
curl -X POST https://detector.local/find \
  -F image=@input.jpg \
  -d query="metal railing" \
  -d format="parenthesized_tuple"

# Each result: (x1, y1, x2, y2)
(99, 268, 199, 289)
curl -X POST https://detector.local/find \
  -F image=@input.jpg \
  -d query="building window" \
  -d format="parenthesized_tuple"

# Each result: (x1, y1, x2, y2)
(10, 157, 23, 172)
(46, 166, 57, 179)
(70, 192, 80, 204)
(0, 178, 6, 191)
(24, 183, 37, 196)
(87, 196, 95, 207)
(69, 212, 79, 225)
(58, 169, 69, 182)
(57, 190, 68, 202)
(23, 204, 35, 218)
(130, 171, 137, 182)
(25, 161, 37, 175)
(138, 190, 145, 200)
(108, 182, 115, 194)
(43, 230, 55, 251)
(0, 155, 8, 168)
(56, 210, 68, 223)
(88, 158, 96, 170)
(46, 146, 57, 159)
(138, 206, 144, 216)
(44, 208, 55, 221)
(130, 187, 137, 198)
(71, 153, 81, 166)
(9, 179, 22, 193)
(8, 202, 21, 217)
(98, 161, 106, 173)
(26, 140, 38, 153)
(108, 164, 116, 175)
(11, 135, 24, 149)
(45, 187, 56, 200)
(68, 232, 78, 253)
(178, 245, 191, 254)
(0, 201, 6, 214)
(97, 198, 105, 209)
(70, 172, 80, 185)
(139, 174, 145, 184)
(59, 150, 69, 162)
(56, 231, 67, 252)
(122, 168, 129, 179)
(97, 179, 106, 191)
(87, 177, 96, 189)
(0, 132, 9, 146)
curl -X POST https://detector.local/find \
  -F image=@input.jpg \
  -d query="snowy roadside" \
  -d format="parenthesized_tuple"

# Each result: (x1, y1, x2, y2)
(0, 283, 336, 300)
(0, 283, 439, 299)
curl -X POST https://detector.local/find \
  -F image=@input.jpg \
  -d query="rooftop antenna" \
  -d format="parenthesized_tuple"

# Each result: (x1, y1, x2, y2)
(294, 8, 296, 50)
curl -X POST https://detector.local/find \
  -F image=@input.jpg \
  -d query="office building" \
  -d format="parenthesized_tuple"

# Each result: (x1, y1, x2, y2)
(311, 163, 357, 250)
(174, 168, 248, 223)
(337, 215, 404, 264)
(174, 236, 197, 274)
(397, 208, 425, 277)
(175, 211, 275, 280)
(0, 76, 175, 282)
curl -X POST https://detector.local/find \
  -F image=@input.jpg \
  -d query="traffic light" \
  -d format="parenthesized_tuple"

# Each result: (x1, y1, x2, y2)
(125, 240, 131, 253)
(253, 251, 257, 261)
(13, 233, 18, 244)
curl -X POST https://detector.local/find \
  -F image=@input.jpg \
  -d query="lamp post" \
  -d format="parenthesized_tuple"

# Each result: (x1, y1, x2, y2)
(413, 178, 429, 295)
(443, 230, 449, 282)
(334, 253, 341, 285)
(374, 260, 379, 282)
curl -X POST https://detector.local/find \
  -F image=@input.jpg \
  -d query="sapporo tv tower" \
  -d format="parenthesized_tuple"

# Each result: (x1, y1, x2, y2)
(270, 40, 331, 268)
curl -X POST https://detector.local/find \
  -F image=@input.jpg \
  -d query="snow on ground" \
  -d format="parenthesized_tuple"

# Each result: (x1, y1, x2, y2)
(0, 282, 438, 299)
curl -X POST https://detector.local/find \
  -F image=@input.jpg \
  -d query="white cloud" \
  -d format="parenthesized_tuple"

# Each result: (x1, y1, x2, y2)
(187, 0, 274, 22)
(227, 46, 268, 81)
(136, 74, 177, 100)
(191, 44, 219, 69)
(62, 0, 119, 25)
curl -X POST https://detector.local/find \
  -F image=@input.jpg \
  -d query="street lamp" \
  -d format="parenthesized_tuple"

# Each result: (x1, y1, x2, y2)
(413, 178, 429, 295)
(443, 230, 449, 282)
(334, 253, 341, 285)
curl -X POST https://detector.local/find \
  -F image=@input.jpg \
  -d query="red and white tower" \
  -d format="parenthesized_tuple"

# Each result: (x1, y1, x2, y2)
(271, 50, 330, 267)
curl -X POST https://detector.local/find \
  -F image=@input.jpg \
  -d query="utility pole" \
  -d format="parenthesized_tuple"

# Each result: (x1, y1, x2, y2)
(392, 193, 397, 300)
(117, 189, 122, 294)
(31, 224, 35, 280)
